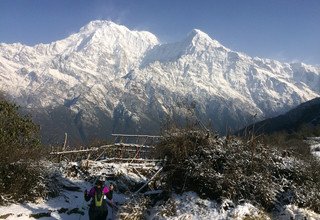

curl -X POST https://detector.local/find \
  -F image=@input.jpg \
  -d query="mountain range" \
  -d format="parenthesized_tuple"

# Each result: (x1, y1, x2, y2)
(0, 20, 319, 145)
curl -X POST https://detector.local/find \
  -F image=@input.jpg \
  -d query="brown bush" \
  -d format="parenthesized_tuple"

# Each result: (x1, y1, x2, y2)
(155, 128, 211, 164)
(0, 96, 47, 204)
(0, 163, 48, 204)
(259, 131, 311, 160)
(0, 96, 42, 163)
(156, 128, 320, 213)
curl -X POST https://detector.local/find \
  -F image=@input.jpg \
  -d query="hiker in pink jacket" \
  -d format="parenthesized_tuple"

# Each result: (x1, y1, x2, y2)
(84, 178, 114, 220)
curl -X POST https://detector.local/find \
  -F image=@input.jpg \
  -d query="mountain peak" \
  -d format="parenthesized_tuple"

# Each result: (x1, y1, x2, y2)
(77, 20, 159, 46)
(79, 20, 119, 32)
(188, 29, 210, 39)
(185, 29, 223, 49)
(46, 20, 159, 56)
(140, 29, 228, 66)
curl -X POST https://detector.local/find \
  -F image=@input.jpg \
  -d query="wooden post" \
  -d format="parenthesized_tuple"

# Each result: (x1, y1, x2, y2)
(59, 133, 68, 162)
(63, 133, 68, 150)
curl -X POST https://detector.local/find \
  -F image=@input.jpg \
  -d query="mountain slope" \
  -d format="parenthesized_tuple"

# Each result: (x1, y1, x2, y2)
(237, 97, 320, 135)
(0, 20, 319, 144)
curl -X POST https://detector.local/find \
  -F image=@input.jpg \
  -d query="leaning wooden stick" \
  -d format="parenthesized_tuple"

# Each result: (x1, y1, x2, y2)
(132, 166, 163, 196)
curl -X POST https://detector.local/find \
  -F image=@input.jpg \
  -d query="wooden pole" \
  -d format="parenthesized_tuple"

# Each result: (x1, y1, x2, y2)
(132, 166, 163, 195)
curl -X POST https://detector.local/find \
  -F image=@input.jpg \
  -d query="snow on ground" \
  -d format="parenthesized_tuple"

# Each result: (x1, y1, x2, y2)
(307, 137, 320, 158)
(277, 205, 320, 220)
(149, 192, 264, 220)
(0, 162, 130, 220)
(0, 179, 88, 219)
(1, 161, 320, 220)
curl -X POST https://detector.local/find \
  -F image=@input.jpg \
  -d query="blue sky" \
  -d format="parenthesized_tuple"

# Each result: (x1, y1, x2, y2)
(0, 0, 319, 65)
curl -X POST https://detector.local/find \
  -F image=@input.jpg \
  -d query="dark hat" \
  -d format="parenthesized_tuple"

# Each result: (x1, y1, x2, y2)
(95, 176, 105, 186)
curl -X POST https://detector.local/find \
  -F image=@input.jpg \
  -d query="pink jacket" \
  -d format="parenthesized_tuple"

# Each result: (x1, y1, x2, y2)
(87, 186, 110, 198)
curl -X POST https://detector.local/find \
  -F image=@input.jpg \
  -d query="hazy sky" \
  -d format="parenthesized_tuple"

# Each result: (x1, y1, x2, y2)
(0, 0, 319, 65)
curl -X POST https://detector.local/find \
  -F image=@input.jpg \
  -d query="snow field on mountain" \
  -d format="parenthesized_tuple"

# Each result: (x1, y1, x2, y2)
(1, 20, 319, 114)
(1, 20, 320, 141)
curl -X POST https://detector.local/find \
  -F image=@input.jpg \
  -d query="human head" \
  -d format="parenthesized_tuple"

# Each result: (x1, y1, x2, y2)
(95, 177, 105, 188)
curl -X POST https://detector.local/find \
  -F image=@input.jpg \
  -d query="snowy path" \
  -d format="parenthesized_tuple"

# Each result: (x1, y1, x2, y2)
(0, 180, 125, 220)
(1, 161, 320, 220)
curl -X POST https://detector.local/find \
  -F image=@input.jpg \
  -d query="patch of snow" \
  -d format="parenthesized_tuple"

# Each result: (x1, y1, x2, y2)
(277, 205, 320, 220)
(149, 192, 266, 220)
(306, 137, 320, 159)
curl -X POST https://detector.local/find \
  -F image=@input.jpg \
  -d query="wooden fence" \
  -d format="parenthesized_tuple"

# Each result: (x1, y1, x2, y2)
(50, 133, 163, 163)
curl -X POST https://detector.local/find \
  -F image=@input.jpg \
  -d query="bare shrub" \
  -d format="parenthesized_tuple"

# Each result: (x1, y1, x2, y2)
(259, 132, 310, 160)
(0, 96, 43, 163)
(0, 96, 48, 205)
(259, 124, 320, 160)
(118, 196, 151, 220)
(155, 128, 211, 164)
(0, 163, 48, 204)
(156, 128, 320, 213)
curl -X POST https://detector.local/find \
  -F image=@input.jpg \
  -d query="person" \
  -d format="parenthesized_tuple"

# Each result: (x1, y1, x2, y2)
(84, 177, 114, 220)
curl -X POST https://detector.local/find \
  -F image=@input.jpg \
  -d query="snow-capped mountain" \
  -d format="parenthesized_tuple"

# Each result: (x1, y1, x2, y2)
(0, 20, 319, 144)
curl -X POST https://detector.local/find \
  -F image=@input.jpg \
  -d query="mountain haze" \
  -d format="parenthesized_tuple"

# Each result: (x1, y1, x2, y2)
(0, 20, 319, 144)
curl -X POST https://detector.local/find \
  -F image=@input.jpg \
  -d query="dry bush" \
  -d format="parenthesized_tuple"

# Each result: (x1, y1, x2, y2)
(243, 214, 270, 220)
(155, 198, 177, 218)
(0, 96, 48, 205)
(0, 96, 43, 163)
(118, 196, 151, 220)
(259, 124, 320, 160)
(156, 128, 320, 213)
(269, 134, 310, 160)
(155, 128, 211, 164)
(0, 163, 48, 204)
